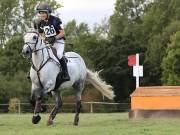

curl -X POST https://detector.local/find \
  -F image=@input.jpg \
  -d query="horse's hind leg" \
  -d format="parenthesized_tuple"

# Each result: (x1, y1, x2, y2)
(74, 100, 82, 126)
(73, 80, 84, 126)
(47, 91, 62, 126)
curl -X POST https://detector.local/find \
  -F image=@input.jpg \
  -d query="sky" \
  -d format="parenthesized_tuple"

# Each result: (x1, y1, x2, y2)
(55, 0, 116, 28)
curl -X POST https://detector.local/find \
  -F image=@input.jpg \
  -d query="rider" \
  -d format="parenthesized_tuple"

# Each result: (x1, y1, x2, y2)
(33, 3, 70, 81)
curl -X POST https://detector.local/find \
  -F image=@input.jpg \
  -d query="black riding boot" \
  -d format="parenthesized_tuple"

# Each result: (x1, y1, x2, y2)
(59, 56, 70, 81)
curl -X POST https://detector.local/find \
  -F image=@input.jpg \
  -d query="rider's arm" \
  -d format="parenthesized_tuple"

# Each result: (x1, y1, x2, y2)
(55, 29, 65, 39)
(55, 17, 65, 40)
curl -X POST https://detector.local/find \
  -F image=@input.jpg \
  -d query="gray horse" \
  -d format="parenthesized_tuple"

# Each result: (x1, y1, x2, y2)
(22, 29, 114, 126)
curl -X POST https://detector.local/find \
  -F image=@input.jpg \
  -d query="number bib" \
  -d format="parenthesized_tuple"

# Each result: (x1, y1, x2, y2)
(43, 25, 56, 37)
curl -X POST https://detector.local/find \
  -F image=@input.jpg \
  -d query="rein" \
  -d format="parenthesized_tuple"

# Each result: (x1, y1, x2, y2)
(25, 38, 60, 88)
(24, 31, 73, 89)
(31, 47, 59, 88)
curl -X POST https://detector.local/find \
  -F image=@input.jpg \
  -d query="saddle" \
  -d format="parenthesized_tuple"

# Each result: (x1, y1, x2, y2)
(51, 47, 68, 63)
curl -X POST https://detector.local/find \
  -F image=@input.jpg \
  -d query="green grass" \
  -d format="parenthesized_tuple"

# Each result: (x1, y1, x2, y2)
(0, 113, 180, 135)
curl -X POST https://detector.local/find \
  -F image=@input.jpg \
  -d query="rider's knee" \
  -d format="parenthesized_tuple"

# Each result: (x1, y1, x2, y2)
(57, 53, 63, 59)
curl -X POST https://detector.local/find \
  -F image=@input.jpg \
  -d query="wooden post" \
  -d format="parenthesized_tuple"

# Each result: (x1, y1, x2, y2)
(18, 100, 21, 115)
(90, 103, 93, 113)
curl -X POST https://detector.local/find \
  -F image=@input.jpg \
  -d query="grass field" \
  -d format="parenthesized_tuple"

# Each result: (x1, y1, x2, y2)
(0, 113, 180, 135)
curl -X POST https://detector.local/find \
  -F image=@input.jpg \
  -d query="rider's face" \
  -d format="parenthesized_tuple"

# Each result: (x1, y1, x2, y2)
(38, 12, 48, 20)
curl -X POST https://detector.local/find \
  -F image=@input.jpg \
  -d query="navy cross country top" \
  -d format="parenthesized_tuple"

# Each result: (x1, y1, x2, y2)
(34, 15, 65, 39)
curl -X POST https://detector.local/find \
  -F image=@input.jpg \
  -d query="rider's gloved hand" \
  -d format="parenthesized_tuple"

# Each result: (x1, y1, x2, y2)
(45, 36, 56, 44)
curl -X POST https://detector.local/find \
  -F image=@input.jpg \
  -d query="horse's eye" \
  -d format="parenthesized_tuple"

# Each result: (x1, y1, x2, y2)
(33, 35, 37, 40)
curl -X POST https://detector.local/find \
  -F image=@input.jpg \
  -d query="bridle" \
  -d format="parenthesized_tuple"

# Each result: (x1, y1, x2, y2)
(24, 31, 43, 53)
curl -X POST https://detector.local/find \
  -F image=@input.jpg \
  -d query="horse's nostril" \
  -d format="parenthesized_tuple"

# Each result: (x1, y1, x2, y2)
(26, 50, 30, 54)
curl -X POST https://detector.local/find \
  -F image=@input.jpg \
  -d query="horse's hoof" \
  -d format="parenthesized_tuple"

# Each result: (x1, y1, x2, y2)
(73, 117, 79, 126)
(47, 119, 54, 126)
(73, 122, 78, 126)
(32, 115, 41, 124)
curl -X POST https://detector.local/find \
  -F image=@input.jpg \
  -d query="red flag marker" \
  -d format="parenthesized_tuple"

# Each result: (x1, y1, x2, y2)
(128, 55, 136, 66)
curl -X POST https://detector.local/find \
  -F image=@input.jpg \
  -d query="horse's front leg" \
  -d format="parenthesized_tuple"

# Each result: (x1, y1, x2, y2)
(31, 88, 43, 124)
(32, 99, 42, 124)
(47, 91, 62, 126)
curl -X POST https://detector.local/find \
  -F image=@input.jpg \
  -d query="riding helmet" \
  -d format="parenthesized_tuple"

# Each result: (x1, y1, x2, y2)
(36, 3, 52, 13)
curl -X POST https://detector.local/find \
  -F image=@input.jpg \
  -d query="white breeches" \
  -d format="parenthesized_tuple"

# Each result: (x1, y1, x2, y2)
(53, 39, 65, 59)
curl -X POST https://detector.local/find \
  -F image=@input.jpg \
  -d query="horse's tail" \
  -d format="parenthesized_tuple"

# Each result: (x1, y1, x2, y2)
(86, 69, 115, 100)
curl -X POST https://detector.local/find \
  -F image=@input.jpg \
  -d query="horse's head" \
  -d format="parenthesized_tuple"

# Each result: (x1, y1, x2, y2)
(22, 29, 41, 58)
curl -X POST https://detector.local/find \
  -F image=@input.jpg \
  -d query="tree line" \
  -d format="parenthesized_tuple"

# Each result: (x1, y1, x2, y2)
(0, 0, 180, 103)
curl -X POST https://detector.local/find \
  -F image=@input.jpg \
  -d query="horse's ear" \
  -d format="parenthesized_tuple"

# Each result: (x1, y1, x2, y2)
(24, 24, 29, 31)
